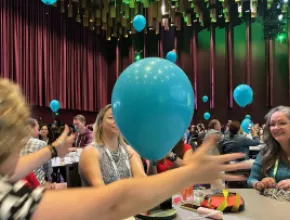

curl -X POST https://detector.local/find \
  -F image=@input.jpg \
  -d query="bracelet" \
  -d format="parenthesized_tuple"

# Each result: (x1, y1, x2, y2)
(48, 144, 58, 158)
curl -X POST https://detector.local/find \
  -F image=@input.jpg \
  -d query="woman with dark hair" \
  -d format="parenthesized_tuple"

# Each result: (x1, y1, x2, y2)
(222, 121, 260, 158)
(39, 125, 54, 145)
(248, 106, 290, 190)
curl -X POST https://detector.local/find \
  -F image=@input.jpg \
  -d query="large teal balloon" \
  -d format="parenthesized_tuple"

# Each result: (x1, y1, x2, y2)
(112, 58, 194, 160)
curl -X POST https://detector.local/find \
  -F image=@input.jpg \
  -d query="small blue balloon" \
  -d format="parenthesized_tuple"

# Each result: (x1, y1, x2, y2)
(50, 100, 60, 113)
(245, 114, 251, 119)
(202, 95, 208, 103)
(203, 112, 211, 120)
(241, 118, 253, 134)
(133, 15, 146, 32)
(165, 51, 177, 63)
(233, 84, 253, 107)
(112, 57, 194, 160)
(41, 0, 57, 5)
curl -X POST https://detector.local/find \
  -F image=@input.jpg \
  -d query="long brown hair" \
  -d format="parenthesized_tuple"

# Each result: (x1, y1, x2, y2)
(262, 106, 290, 175)
(93, 104, 126, 146)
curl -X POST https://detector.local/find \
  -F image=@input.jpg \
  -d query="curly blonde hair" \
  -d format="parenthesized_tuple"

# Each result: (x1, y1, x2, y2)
(0, 78, 30, 164)
(93, 104, 126, 146)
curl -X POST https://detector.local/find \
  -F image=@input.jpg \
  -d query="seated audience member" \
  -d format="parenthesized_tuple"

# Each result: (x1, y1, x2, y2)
(204, 119, 224, 155)
(39, 124, 54, 145)
(73, 115, 93, 148)
(248, 106, 290, 190)
(79, 104, 146, 187)
(222, 121, 260, 158)
(20, 118, 53, 184)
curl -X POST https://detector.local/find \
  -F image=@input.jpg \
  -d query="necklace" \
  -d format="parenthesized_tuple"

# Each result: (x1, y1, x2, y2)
(110, 147, 121, 163)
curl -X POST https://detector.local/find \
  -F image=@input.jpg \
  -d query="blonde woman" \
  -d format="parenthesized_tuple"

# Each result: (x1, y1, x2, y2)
(0, 78, 250, 220)
(79, 104, 146, 187)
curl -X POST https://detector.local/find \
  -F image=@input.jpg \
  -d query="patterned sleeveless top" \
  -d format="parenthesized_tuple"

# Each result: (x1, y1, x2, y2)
(80, 144, 132, 186)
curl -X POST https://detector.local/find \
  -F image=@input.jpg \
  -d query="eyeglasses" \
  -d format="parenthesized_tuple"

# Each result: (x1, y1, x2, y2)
(269, 122, 290, 128)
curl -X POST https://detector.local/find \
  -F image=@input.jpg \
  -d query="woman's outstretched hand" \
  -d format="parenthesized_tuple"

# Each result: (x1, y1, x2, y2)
(184, 135, 251, 184)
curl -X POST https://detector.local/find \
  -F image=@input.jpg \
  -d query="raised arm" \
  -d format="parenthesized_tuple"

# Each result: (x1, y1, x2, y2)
(33, 137, 250, 220)
(9, 126, 74, 182)
(10, 147, 52, 182)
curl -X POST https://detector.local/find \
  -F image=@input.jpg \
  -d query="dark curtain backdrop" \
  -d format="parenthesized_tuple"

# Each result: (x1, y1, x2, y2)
(0, 0, 122, 112)
(1, 0, 290, 125)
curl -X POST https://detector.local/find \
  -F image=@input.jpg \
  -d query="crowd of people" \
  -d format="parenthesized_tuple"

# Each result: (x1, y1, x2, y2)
(0, 78, 289, 219)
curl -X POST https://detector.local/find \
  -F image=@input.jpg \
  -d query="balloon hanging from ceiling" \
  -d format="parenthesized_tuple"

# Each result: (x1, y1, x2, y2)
(233, 84, 253, 107)
(50, 100, 60, 113)
(132, 15, 146, 32)
(203, 112, 211, 120)
(202, 95, 209, 103)
(165, 51, 177, 63)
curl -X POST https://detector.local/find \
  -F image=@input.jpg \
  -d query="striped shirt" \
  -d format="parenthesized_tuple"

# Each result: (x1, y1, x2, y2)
(0, 176, 44, 220)
(20, 138, 52, 184)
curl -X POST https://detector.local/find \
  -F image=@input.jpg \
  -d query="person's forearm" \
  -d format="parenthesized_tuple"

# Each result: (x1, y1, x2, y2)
(172, 158, 183, 168)
(247, 177, 259, 188)
(32, 165, 195, 220)
(147, 165, 158, 175)
(113, 166, 193, 219)
(9, 147, 51, 182)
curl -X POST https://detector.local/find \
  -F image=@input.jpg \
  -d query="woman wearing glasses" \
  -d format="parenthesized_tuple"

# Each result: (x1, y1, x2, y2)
(248, 106, 290, 190)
